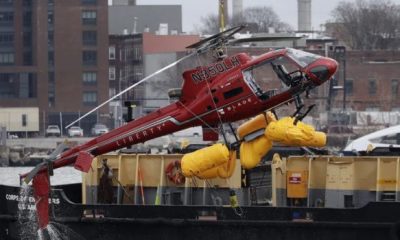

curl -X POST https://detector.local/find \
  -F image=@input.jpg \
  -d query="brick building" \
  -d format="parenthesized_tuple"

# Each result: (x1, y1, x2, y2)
(0, 0, 109, 135)
(108, 32, 200, 128)
(327, 50, 400, 112)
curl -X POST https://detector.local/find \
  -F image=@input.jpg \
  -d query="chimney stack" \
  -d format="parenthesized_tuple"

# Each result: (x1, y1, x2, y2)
(298, 0, 312, 31)
(232, 0, 243, 19)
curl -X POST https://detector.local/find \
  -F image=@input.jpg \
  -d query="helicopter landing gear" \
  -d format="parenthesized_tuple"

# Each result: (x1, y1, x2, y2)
(291, 95, 315, 125)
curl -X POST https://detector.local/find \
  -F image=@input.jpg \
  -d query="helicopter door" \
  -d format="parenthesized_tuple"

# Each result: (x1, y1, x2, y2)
(242, 56, 302, 100)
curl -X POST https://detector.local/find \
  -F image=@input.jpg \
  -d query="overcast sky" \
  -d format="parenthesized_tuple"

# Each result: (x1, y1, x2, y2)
(135, 0, 400, 33)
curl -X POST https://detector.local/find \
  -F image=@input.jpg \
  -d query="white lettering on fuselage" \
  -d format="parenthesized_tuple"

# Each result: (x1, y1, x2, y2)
(114, 98, 254, 148)
(116, 123, 165, 147)
(225, 97, 253, 112)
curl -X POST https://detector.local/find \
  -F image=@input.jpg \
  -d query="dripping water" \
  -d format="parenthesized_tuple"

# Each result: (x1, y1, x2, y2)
(17, 184, 85, 240)
(17, 184, 39, 240)
(37, 222, 85, 240)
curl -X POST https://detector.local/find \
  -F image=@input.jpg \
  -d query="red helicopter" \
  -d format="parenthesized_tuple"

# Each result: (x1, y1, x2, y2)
(20, 25, 338, 230)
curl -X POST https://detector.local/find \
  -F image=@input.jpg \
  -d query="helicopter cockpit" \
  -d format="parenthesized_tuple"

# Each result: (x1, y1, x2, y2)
(242, 48, 322, 100)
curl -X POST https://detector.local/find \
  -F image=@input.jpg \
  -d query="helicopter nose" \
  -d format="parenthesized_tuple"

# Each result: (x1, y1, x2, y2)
(307, 57, 338, 85)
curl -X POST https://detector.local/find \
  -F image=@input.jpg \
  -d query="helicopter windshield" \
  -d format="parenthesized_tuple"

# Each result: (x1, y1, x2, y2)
(286, 48, 321, 68)
(242, 54, 302, 100)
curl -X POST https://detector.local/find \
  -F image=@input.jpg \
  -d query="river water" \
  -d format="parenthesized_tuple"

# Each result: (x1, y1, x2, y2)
(0, 166, 81, 186)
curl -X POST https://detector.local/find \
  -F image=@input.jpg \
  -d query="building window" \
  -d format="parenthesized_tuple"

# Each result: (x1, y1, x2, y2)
(0, 73, 37, 99)
(0, 12, 13, 26)
(134, 47, 142, 60)
(48, 72, 55, 106)
(82, 31, 97, 46)
(47, 11, 54, 24)
(23, 11, 32, 27)
(0, 32, 13, 46)
(109, 88, 116, 98)
(19, 73, 30, 98)
(23, 51, 32, 66)
(81, 10, 96, 25)
(368, 79, 377, 95)
(392, 79, 399, 97)
(82, 50, 97, 66)
(23, 32, 32, 47)
(47, 31, 54, 47)
(134, 65, 143, 81)
(82, 0, 97, 5)
(83, 91, 97, 105)
(22, 114, 27, 127)
(109, 67, 116, 80)
(0, 0, 13, 6)
(48, 72, 55, 83)
(109, 46, 116, 60)
(48, 51, 54, 66)
(345, 79, 353, 96)
(83, 72, 97, 85)
(23, 0, 32, 6)
(0, 52, 14, 65)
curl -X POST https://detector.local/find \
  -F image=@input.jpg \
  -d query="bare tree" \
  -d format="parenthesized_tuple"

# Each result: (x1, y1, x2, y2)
(331, 0, 400, 50)
(199, 14, 221, 35)
(234, 6, 293, 33)
(199, 6, 293, 34)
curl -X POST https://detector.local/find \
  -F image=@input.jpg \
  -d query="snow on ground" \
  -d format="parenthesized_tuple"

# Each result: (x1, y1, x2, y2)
(0, 166, 82, 186)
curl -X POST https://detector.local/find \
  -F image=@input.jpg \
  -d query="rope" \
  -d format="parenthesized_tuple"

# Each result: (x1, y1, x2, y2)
(111, 174, 135, 204)
(194, 50, 229, 145)
(177, 102, 220, 135)
(101, 162, 135, 204)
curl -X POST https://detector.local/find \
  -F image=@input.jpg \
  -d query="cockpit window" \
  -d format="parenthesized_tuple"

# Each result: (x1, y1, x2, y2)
(286, 48, 320, 68)
(242, 55, 301, 99)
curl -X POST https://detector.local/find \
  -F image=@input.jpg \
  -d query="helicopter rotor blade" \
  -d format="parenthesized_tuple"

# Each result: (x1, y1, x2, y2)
(65, 52, 196, 129)
(229, 36, 302, 45)
(186, 25, 245, 50)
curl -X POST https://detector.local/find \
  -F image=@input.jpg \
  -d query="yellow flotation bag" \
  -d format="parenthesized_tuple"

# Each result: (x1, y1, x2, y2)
(240, 135, 272, 169)
(196, 150, 237, 179)
(237, 114, 267, 140)
(266, 117, 326, 147)
(237, 112, 276, 140)
(181, 143, 230, 178)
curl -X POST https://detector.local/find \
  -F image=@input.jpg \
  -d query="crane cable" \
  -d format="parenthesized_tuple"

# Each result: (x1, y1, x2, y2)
(194, 48, 230, 146)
